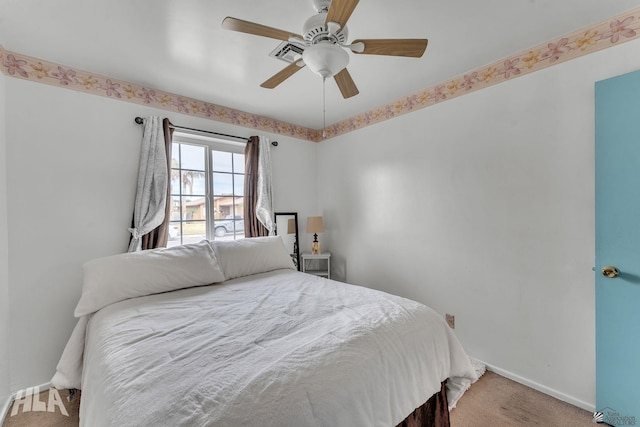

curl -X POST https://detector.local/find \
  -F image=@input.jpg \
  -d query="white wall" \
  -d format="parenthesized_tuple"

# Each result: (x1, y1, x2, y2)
(317, 39, 640, 410)
(0, 60, 11, 405)
(3, 77, 317, 392)
(270, 135, 318, 253)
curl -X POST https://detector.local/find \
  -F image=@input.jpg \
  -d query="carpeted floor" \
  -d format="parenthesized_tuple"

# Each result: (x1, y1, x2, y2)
(450, 371, 594, 426)
(3, 370, 594, 426)
(3, 388, 80, 427)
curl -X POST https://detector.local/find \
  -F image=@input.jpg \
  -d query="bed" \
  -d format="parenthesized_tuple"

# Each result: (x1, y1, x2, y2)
(52, 237, 477, 426)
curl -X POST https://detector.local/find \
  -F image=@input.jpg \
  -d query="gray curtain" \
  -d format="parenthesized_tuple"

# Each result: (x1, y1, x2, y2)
(255, 136, 274, 234)
(141, 119, 174, 250)
(128, 117, 170, 252)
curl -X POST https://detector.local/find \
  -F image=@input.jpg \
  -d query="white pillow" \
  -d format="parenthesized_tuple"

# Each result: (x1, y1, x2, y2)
(209, 236, 295, 281)
(75, 241, 225, 317)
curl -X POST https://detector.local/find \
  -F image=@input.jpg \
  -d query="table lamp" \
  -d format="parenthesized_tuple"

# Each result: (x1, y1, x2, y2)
(307, 216, 324, 255)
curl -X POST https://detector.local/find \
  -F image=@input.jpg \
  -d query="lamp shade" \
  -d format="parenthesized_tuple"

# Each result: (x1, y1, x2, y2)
(302, 43, 349, 79)
(307, 216, 324, 234)
(287, 218, 296, 234)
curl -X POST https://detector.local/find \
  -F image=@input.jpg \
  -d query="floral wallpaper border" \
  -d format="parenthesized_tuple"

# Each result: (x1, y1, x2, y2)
(0, 44, 322, 142)
(2, 7, 640, 142)
(326, 7, 640, 139)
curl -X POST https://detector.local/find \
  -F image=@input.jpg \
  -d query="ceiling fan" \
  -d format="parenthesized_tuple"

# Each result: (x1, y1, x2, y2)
(222, 0, 428, 99)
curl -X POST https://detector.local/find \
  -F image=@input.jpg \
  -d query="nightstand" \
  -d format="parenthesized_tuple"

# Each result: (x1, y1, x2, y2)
(301, 252, 331, 279)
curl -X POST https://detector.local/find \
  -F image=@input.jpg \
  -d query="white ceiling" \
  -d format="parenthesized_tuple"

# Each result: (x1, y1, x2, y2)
(1, 0, 639, 129)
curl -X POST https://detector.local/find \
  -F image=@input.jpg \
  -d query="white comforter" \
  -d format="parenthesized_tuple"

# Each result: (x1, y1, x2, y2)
(67, 269, 476, 426)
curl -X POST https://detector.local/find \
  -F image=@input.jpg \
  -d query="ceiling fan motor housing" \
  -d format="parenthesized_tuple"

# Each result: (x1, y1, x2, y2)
(303, 13, 348, 45)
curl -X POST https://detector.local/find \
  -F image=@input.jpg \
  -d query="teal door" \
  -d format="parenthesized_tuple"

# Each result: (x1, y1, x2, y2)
(595, 69, 640, 425)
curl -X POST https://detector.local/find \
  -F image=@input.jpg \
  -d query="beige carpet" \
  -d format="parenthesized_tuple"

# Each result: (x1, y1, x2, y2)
(3, 372, 594, 426)
(450, 371, 594, 426)
(3, 389, 80, 427)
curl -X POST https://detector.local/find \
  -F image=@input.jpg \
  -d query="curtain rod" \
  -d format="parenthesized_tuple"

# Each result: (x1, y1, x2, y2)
(134, 117, 279, 146)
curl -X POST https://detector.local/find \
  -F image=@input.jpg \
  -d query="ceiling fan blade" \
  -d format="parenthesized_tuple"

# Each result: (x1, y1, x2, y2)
(325, 0, 359, 29)
(351, 39, 428, 57)
(222, 17, 303, 41)
(260, 61, 306, 89)
(334, 68, 359, 99)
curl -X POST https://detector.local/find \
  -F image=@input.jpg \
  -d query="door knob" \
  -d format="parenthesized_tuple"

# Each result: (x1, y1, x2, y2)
(601, 266, 620, 278)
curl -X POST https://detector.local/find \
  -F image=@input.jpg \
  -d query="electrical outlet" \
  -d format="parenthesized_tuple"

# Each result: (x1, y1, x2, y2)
(445, 313, 455, 329)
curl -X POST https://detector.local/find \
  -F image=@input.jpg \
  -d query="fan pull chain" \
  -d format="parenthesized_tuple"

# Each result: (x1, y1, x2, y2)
(322, 77, 327, 139)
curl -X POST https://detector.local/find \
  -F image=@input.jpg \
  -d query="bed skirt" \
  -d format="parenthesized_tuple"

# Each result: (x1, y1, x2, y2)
(396, 382, 449, 427)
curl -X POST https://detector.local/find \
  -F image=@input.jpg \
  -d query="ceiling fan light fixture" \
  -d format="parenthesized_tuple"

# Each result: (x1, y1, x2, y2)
(302, 42, 349, 78)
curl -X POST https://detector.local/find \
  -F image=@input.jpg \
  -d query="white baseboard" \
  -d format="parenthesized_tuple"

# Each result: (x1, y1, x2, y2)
(0, 382, 52, 425)
(483, 362, 595, 412)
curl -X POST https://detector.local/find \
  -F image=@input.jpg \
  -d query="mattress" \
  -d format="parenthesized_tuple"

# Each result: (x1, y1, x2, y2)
(64, 269, 476, 426)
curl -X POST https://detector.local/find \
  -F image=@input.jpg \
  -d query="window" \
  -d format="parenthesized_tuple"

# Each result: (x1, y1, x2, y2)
(168, 131, 245, 247)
